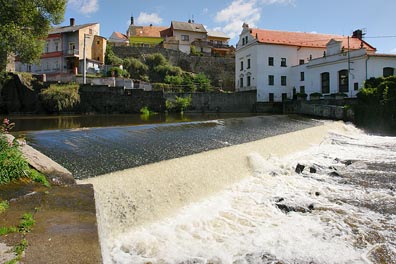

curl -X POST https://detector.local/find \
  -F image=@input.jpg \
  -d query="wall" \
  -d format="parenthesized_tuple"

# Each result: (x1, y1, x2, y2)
(112, 46, 235, 90)
(164, 91, 256, 113)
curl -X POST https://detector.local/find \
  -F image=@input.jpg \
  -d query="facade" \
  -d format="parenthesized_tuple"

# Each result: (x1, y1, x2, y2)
(207, 30, 234, 56)
(127, 17, 167, 47)
(108, 32, 129, 47)
(162, 20, 207, 54)
(16, 18, 107, 76)
(235, 24, 388, 102)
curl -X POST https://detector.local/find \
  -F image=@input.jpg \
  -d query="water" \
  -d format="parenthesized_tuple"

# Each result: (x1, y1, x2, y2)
(22, 115, 319, 178)
(79, 122, 395, 264)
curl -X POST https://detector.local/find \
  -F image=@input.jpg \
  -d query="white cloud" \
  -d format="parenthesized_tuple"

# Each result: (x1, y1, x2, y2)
(390, 48, 396, 54)
(136, 12, 163, 25)
(203, 8, 209, 15)
(215, 0, 261, 39)
(214, 0, 295, 43)
(68, 0, 99, 15)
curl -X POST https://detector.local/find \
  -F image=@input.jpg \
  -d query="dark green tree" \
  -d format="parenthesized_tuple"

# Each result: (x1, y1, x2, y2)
(104, 45, 123, 66)
(0, 0, 67, 72)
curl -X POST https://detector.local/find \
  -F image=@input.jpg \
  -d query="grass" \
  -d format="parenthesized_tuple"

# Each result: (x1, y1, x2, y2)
(28, 169, 50, 187)
(18, 213, 35, 233)
(0, 200, 9, 214)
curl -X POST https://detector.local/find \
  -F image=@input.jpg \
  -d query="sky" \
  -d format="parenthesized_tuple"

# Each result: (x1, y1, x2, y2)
(63, 0, 396, 54)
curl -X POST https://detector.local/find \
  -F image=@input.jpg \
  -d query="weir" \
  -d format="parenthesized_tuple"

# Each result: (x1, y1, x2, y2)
(79, 121, 345, 262)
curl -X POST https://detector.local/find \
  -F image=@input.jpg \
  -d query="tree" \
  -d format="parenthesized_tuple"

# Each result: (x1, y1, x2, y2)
(0, 0, 67, 72)
(105, 45, 123, 66)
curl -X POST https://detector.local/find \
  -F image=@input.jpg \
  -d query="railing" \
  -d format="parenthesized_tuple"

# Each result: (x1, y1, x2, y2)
(236, 86, 257, 92)
(64, 49, 79, 56)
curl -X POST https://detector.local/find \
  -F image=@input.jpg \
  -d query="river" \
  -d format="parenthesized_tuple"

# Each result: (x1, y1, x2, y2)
(8, 114, 396, 264)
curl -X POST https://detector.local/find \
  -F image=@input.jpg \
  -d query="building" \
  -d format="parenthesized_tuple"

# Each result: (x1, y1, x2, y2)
(126, 17, 167, 47)
(207, 30, 234, 56)
(162, 20, 207, 54)
(234, 24, 394, 102)
(108, 32, 129, 47)
(16, 18, 107, 77)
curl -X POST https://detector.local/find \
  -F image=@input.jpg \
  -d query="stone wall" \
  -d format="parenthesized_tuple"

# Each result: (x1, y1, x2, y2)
(79, 85, 165, 113)
(112, 46, 235, 90)
(283, 100, 355, 121)
(164, 91, 256, 113)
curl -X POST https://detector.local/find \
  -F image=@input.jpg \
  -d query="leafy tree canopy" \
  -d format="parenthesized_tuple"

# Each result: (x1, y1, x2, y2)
(0, 0, 66, 71)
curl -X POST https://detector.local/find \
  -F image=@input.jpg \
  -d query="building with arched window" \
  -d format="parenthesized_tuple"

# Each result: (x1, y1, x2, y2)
(236, 24, 396, 102)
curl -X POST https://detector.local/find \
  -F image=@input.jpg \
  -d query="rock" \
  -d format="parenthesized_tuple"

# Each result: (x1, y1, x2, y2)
(309, 167, 317, 173)
(315, 192, 320, 196)
(275, 203, 309, 214)
(343, 160, 354, 166)
(295, 164, 305, 174)
(329, 171, 341, 177)
(275, 197, 285, 203)
(308, 204, 315, 210)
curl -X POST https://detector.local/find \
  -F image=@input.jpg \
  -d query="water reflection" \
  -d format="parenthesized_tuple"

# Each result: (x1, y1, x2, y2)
(3, 113, 255, 133)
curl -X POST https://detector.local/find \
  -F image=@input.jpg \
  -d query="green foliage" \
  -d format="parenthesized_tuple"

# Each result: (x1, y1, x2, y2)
(39, 83, 80, 113)
(145, 53, 167, 69)
(194, 73, 212, 92)
(167, 96, 192, 113)
(106, 67, 130, 78)
(0, 226, 18, 236)
(14, 239, 28, 256)
(105, 45, 123, 66)
(123, 57, 148, 79)
(165, 75, 183, 86)
(0, 136, 30, 184)
(0, 0, 66, 71)
(18, 213, 35, 233)
(28, 169, 50, 187)
(0, 200, 9, 214)
(140, 106, 157, 116)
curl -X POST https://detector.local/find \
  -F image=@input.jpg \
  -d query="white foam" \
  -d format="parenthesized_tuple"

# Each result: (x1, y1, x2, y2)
(80, 121, 396, 263)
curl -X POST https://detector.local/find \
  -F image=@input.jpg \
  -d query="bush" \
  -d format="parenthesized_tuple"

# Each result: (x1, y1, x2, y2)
(123, 57, 148, 79)
(39, 83, 80, 113)
(0, 136, 30, 184)
(105, 45, 123, 66)
(106, 67, 130, 78)
(310, 92, 322, 97)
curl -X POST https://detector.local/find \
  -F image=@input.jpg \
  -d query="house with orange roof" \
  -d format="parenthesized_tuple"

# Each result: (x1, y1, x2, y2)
(108, 32, 129, 47)
(126, 17, 167, 47)
(236, 23, 396, 102)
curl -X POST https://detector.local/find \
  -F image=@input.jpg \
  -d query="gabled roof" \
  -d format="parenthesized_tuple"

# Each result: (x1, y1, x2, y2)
(207, 30, 230, 40)
(171, 21, 207, 33)
(109, 32, 128, 42)
(250, 28, 376, 51)
(49, 23, 98, 34)
(129, 25, 168, 38)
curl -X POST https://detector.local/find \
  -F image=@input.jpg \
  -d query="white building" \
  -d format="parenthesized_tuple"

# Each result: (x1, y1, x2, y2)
(234, 23, 395, 102)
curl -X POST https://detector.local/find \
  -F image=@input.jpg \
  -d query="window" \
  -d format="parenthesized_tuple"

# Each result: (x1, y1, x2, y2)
(69, 42, 76, 54)
(321, 72, 330, 94)
(89, 28, 93, 35)
(247, 76, 251, 86)
(242, 38, 245, 45)
(45, 41, 49, 53)
(268, 57, 274, 66)
(240, 77, 244, 88)
(54, 41, 59, 52)
(240, 61, 244, 71)
(299, 59, 305, 65)
(282, 93, 287, 101)
(247, 59, 251, 69)
(338, 69, 349, 93)
(281, 58, 287, 67)
(354, 82, 359, 91)
(281, 76, 287, 86)
(269, 93, 274, 102)
(383, 67, 394, 77)
(181, 35, 189, 41)
(245, 36, 248, 44)
(300, 86, 305, 94)
(268, 75, 274, 86)
(300, 72, 305, 81)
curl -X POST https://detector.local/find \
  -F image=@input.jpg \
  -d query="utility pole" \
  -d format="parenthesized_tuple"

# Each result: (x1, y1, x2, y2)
(83, 34, 90, 84)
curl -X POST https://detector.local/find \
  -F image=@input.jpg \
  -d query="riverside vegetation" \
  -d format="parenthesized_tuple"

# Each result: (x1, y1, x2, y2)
(0, 118, 49, 263)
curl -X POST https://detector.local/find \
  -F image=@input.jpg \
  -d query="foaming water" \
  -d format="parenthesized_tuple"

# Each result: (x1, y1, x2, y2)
(81, 122, 396, 264)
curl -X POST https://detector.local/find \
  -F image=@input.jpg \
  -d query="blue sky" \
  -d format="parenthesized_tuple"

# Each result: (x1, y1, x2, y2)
(63, 0, 396, 53)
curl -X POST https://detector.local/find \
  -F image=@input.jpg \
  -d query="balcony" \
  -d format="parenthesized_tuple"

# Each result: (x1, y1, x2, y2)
(64, 49, 79, 57)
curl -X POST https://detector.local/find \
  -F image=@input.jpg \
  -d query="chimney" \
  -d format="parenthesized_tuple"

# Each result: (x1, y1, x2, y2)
(70, 18, 75, 26)
(352, 29, 363, 40)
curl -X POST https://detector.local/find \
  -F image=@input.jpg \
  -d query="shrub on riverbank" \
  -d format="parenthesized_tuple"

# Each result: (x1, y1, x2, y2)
(39, 83, 80, 113)
(354, 76, 396, 133)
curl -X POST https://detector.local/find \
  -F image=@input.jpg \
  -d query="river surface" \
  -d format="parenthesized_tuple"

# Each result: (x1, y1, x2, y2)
(8, 114, 396, 263)
(18, 114, 319, 179)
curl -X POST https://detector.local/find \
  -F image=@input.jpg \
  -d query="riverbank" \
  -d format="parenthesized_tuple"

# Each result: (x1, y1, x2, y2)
(0, 135, 102, 263)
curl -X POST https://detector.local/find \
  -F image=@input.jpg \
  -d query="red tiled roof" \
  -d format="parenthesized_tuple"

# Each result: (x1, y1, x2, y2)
(251, 28, 376, 51)
(112, 32, 127, 40)
(132, 26, 168, 38)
